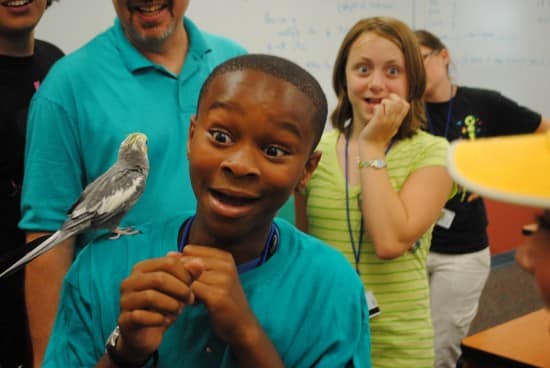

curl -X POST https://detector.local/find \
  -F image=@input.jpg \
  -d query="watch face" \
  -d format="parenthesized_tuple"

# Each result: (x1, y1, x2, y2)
(107, 325, 121, 348)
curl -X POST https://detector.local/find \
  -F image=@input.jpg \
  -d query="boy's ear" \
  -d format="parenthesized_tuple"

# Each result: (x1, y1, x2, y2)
(296, 151, 322, 193)
(187, 116, 197, 157)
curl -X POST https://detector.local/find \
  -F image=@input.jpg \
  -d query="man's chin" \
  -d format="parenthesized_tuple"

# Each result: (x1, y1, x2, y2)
(126, 23, 175, 48)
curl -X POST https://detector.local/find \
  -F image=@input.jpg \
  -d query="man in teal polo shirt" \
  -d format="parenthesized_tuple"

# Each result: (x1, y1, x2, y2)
(19, 1, 245, 365)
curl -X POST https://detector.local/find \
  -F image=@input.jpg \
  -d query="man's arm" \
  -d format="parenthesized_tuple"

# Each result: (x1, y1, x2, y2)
(25, 232, 74, 368)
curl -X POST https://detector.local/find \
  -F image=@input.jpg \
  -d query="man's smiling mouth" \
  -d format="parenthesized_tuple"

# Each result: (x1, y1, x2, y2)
(2, 0, 33, 8)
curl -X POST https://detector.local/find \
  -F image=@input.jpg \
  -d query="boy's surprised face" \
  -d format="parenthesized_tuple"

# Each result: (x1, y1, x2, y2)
(188, 69, 318, 237)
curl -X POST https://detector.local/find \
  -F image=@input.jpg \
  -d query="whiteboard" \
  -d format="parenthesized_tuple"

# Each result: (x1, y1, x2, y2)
(415, 0, 550, 119)
(35, 0, 550, 117)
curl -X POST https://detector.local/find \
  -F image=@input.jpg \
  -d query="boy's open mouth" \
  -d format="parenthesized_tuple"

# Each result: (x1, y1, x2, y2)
(210, 189, 259, 207)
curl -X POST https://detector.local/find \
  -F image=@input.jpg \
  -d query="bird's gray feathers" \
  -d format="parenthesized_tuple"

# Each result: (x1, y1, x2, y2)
(64, 163, 147, 235)
(0, 231, 65, 278)
(0, 132, 149, 279)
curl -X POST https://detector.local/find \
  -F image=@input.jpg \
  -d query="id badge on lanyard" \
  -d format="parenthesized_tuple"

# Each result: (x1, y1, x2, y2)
(366, 291, 381, 319)
(436, 208, 456, 229)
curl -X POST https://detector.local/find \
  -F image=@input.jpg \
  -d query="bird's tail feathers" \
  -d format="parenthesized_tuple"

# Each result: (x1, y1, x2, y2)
(0, 231, 67, 279)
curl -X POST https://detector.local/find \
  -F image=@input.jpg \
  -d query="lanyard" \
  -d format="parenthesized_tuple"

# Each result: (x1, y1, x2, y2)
(178, 216, 278, 274)
(344, 126, 393, 274)
(425, 85, 454, 139)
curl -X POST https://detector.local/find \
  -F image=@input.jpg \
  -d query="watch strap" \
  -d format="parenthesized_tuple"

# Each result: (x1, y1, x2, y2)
(106, 348, 158, 368)
(105, 325, 159, 368)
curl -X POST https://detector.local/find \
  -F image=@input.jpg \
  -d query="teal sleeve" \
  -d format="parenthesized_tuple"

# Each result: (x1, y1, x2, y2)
(19, 93, 84, 232)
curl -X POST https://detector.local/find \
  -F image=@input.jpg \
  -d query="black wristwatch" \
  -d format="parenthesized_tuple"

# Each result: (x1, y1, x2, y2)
(105, 325, 158, 368)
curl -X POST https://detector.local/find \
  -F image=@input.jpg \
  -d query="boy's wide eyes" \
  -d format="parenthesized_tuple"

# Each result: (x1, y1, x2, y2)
(210, 130, 231, 144)
(264, 145, 287, 157)
(207, 128, 289, 158)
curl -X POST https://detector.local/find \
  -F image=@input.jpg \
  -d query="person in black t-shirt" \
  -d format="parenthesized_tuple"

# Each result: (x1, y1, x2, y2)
(447, 132, 550, 308)
(414, 29, 550, 368)
(0, 1, 64, 366)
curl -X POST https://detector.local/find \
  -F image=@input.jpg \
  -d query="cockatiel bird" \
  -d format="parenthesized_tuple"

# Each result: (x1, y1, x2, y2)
(0, 132, 149, 278)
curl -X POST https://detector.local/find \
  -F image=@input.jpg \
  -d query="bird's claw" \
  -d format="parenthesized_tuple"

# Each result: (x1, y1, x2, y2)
(108, 226, 140, 240)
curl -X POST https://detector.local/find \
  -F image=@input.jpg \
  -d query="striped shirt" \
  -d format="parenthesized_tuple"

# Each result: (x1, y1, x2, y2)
(305, 129, 450, 368)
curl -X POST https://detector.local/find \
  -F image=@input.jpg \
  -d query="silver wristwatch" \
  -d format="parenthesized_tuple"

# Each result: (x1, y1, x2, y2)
(105, 325, 157, 368)
(106, 325, 121, 351)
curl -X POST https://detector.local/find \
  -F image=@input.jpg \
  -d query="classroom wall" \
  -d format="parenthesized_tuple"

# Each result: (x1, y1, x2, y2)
(486, 200, 540, 255)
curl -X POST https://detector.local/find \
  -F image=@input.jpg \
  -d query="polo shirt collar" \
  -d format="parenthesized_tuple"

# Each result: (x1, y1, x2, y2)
(112, 16, 212, 73)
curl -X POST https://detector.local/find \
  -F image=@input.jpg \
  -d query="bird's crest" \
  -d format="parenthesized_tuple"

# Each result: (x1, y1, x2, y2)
(125, 132, 147, 147)
(120, 132, 148, 155)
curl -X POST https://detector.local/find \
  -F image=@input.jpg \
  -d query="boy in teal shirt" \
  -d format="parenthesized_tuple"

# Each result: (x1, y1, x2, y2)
(43, 54, 371, 367)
